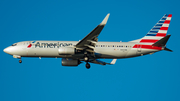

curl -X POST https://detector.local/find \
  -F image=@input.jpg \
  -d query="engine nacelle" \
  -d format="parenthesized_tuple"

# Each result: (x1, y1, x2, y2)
(61, 58, 80, 66)
(58, 47, 75, 55)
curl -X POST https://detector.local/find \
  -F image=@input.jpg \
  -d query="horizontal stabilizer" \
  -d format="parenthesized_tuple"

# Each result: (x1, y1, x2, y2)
(109, 59, 117, 65)
(164, 47, 173, 52)
(152, 35, 171, 47)
(90, 59, 117, 65)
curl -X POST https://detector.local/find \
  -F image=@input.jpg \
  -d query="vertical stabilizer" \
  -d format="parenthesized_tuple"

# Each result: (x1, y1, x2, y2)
(131, 14, 172, 44)
(131, 14, 172, 51)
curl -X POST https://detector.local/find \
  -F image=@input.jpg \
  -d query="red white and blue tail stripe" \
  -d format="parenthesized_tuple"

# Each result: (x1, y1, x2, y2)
(132, 14, 172, 50)
(143, 14, 172, 39)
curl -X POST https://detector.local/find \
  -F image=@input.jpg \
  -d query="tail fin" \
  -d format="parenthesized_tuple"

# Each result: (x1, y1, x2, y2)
(131, 14, 172, 44)
(144, 14, 172, 38)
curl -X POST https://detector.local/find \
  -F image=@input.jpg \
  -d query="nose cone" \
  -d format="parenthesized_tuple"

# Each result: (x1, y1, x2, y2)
(3, 47, 12, 55)
(3, 48, 7, 53)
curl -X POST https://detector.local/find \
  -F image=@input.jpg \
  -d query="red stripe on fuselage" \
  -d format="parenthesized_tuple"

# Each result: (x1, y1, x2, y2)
(133, 44, 162, 50)
(140, 39, 159, 43)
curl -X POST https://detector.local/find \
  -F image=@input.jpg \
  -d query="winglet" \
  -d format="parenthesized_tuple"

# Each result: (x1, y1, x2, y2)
(110, 59, 117, 65)
(100, 13, 110, 25)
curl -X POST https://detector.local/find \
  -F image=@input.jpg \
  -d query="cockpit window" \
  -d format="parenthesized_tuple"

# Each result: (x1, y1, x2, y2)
(11, 43, 17, 46)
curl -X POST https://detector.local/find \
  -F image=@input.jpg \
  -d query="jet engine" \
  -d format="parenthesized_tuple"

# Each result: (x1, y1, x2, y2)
(58, 47, 75, 55)
(61, 58, 81, 66)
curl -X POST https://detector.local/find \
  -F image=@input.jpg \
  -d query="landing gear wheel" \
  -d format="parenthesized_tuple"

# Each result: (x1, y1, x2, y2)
(19, 60, 22, 63)
(86, 63, 90, 69)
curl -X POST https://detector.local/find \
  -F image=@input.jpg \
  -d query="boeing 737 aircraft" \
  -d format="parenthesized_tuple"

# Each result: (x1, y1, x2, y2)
(3, 14, 172, 69)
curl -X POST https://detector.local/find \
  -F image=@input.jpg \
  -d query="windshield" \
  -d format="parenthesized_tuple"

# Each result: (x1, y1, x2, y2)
(11, 43, 17, 46)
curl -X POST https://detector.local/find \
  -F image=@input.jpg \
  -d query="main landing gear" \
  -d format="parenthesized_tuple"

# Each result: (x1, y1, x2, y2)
(84, 56, 90, 69)
(86, 62, 90, 69)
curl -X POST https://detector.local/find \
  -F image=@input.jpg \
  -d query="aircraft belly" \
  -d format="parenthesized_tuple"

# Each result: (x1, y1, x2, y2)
(125, 48, 137, 58)
(140, 49, 159, 55)
(125, 48, 159, 58)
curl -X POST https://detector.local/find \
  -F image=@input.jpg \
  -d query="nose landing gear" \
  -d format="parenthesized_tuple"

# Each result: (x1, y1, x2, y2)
(86, 62, 90, 69)
(19, 59, 22, 63)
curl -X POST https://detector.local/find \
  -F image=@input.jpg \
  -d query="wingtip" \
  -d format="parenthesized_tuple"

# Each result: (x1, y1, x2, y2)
(100, 13, 110, 25)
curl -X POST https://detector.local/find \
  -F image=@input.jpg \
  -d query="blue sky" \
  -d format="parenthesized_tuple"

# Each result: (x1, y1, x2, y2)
(1, 0, 180, 101)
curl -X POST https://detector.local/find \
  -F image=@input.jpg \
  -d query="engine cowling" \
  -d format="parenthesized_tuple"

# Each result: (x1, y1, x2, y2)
(61, 58, 80, 66)
(58, 47, 75, 55)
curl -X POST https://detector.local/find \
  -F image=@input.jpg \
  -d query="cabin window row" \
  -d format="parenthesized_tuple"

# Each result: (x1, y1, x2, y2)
(95, 45, 132, 48)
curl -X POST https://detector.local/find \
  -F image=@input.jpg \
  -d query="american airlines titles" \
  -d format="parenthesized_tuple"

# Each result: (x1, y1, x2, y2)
(35, 42, 73, 48)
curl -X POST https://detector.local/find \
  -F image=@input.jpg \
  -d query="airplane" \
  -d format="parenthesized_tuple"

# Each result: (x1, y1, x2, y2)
(3, 13, 172, 69)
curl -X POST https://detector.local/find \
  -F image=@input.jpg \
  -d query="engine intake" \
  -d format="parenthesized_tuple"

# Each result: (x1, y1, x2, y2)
(58, 47, 75, 55)
(61, 58, 81, 66)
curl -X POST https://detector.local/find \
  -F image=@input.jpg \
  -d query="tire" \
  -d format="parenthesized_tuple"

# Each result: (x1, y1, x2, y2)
(86, 63, 90, 69)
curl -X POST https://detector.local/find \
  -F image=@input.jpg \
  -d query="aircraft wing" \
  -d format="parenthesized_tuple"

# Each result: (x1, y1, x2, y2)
(90, 59, 117, 65)
(75, 13, 110, 52)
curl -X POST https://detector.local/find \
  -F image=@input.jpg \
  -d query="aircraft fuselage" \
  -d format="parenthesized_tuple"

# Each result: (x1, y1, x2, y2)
(4, 41, 160, 59)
